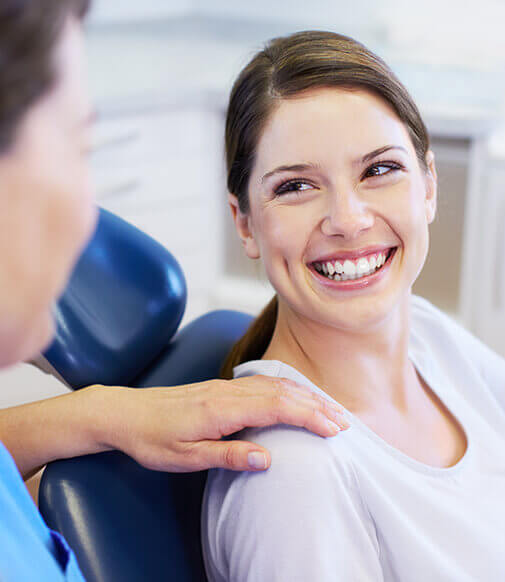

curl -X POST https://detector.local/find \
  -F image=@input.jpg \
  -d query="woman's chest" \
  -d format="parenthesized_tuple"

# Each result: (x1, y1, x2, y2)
(358, 391, 468, 469)
(352, 427, 505, 582)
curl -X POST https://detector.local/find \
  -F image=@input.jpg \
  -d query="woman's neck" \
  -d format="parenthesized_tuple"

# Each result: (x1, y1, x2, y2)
(262, 294, 420, 415)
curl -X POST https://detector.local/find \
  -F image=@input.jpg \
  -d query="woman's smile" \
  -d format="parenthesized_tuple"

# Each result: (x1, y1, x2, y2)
(308, 246, 398, 292)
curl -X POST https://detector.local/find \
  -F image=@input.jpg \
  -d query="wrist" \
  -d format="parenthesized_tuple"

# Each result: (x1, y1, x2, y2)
(80, 384, 133, 454)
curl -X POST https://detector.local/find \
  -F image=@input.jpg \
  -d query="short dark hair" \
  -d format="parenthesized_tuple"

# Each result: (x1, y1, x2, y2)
(0, 0, 91, 153)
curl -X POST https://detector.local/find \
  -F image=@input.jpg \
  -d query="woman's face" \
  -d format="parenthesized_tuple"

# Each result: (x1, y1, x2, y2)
(0, 17, 97, 367)
(230, 87, 437, 332)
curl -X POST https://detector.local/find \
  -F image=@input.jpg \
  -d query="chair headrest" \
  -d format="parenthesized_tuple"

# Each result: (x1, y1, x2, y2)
(43, 208, 187, 389)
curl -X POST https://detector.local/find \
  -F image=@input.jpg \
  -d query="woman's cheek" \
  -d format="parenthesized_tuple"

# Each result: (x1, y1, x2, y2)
(264, 205, 308, 249)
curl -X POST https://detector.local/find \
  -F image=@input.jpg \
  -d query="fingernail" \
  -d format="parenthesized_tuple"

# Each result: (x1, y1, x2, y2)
(327, 420, 341, 434)
(340, 420, 351, 430)
(248, 452, 268, 470)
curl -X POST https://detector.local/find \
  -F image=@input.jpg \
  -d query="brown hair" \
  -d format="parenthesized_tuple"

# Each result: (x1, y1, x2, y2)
(0, 0, 91, 153)
(220, 30, 430, 379)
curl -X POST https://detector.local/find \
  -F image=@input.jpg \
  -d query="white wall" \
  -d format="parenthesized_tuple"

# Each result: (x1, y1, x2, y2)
(192, 0, 384, 39)
(88, 0, 192, 24)
(383, 0, 505, 68)
(0, 364, 70, 409)
(88, 0, 505, 69)
(192, 0, 505, 68)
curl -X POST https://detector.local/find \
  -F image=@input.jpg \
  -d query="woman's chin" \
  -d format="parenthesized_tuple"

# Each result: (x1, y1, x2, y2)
(301, 284, 408, 333)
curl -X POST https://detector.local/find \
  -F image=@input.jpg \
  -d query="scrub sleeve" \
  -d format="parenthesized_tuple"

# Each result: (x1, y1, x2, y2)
(0, 441, 85, 581)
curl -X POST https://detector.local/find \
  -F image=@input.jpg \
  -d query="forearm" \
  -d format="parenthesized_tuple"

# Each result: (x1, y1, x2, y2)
(0, 386, 115, 479)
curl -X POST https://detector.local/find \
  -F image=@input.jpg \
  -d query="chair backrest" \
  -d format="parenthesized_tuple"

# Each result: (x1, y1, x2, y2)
(38, 208, 254, 581)
(40, 310, 252, 582)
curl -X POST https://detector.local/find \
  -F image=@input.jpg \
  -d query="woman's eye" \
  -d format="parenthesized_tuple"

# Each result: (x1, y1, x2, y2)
(363, 162, 402, 179)
(274, 180, 314, 196)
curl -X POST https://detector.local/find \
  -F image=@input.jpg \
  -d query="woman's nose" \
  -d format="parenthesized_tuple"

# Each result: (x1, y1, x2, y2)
(320, 189, 375, 239)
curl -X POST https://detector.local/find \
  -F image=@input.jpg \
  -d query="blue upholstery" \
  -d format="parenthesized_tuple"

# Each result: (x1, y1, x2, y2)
(38, 208, 254, 582)
(44, 208, 187, 389)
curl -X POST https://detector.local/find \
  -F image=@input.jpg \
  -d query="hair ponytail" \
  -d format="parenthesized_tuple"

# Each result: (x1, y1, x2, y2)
(220, 295, 278, 379)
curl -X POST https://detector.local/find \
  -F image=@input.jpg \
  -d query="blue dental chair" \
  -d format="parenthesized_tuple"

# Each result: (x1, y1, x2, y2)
(38, 208, 253, 582)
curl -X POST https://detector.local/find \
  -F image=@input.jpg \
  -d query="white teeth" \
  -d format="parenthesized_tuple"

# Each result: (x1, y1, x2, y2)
(343, 260, 356, 276)
(356, 258, 369, 276)
(313, 248, 393, 281)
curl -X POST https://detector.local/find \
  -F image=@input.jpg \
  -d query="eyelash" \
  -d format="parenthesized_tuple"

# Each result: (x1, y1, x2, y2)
(273, 160, 404, 196)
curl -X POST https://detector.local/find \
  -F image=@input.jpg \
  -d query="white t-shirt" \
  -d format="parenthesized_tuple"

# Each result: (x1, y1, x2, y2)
(201, 295, 505, 582)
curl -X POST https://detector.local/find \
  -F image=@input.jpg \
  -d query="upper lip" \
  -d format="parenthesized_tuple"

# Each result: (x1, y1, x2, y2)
(308, 245, 396, 264)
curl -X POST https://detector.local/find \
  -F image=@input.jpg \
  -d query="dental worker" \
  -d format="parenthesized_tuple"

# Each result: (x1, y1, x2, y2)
(0, 2, 348, 579)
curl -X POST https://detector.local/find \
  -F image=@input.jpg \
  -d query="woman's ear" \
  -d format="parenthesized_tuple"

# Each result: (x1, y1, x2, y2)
(424, 150, 438, 224)
(228, 193, 261, 259)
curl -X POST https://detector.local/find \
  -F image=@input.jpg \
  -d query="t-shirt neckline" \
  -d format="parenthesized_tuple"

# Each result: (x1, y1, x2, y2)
(233, 351, 472, 478)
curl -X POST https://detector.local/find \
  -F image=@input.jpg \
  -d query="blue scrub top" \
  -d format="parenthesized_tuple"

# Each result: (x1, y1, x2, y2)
(0, 441, 85, 581)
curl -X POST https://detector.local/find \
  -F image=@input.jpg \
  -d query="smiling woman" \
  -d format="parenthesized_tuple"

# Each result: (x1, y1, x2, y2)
(202, 30, 505, 582)
(220, 31, 434, 376)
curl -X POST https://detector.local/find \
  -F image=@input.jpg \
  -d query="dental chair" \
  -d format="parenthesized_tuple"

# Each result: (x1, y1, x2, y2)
(37, 208, 253, 582)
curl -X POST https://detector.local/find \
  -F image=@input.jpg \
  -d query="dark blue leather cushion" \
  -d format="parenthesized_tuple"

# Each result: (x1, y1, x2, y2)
(39, 310, 254, 582)
(134, 309, 254, 387)
(43, 208, 187, 389)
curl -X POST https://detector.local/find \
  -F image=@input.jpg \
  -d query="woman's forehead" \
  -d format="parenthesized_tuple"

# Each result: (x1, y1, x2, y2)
(254, 87, 413, 170)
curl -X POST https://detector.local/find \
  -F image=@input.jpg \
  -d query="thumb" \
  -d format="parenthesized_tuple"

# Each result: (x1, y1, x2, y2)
(196, 440, 272, 472)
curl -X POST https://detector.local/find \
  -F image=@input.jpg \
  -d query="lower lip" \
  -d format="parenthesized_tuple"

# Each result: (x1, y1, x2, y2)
(308, 248, 397, 291)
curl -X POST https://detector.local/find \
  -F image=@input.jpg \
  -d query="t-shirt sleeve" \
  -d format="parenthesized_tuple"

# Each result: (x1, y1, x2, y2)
(411, 295, 505, 410)
(202, 425, 383, 582)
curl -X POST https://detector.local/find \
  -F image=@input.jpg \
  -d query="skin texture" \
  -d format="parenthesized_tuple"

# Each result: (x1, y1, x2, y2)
(229, 87, 468, 468)
(0, 21, 348, 481)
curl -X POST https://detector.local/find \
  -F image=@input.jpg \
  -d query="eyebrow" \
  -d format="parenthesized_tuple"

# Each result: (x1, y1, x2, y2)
(360, 145, 408, 163)
(261, 162, 321, 183)
(261, 145, 408, 183)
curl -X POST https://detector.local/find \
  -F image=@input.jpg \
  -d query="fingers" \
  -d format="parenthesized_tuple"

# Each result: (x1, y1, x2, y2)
(240, 393, 345, 438)
(188, 440, 272, 472)
(231, 375, 350, 435)
(243, 375, 345, 414)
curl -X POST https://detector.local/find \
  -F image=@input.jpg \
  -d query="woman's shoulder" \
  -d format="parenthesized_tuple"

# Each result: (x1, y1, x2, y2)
(410, 293, 451, 325)
(242, 423, 354, 466)
(202, 426, 378, 582)
(409, 293, 501, 359)
(409, 293, 470, 349)
(409, 294, 505, 407)
(205, 424, 357, 506)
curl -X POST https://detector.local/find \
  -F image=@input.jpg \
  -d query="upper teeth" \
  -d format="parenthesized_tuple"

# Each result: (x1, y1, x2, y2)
(313, 250, 390, 281)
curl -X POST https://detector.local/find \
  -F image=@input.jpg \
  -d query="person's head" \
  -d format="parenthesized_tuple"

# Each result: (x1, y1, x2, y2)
(0, 0, 95, 368)
(222, 30, 437, 377)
